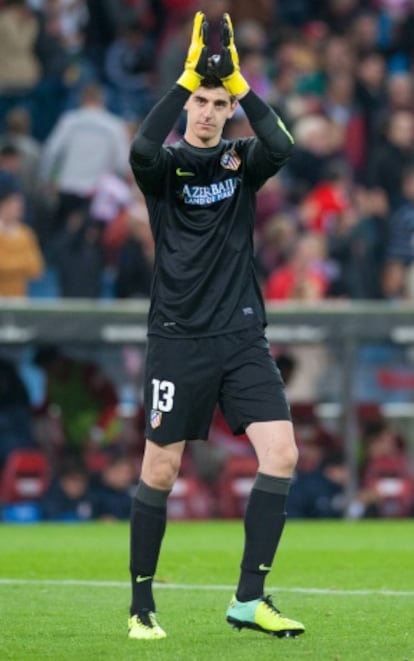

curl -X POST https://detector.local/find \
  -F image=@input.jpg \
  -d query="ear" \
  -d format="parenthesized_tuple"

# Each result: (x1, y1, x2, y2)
(227, 98, 238, 120)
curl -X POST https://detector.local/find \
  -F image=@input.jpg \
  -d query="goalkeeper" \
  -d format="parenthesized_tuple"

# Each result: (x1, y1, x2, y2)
(127, 11, 305, 641)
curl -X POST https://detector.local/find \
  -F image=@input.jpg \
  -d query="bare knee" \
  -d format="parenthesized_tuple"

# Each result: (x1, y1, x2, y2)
(275, 437, 299, 474)
(247, 420, 299, 477)
(141, 453, 181, 490)
(140, 440, 185, 490)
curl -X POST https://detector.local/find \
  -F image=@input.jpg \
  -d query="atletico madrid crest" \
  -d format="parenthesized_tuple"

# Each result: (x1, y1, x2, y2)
(220, 149, 241, 171)
(150, 409, 163, 429)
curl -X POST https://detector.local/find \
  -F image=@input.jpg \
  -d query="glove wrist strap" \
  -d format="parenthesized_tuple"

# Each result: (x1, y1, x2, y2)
(222, 72, 250, 97)
(177, 70, 201, 93)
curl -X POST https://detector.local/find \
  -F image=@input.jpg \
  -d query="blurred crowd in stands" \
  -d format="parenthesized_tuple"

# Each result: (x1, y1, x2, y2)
(4, 0, 414, 301)
(1, 0, 414, 519)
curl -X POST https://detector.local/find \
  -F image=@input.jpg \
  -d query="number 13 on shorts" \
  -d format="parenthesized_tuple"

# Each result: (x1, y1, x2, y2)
(151, 378, 176, 412)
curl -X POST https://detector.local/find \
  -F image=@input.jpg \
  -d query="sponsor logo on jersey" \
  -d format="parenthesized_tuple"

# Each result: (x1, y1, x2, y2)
(180, 177, 240, 206)
(150, 409, 162, 429)
(220, 149, 241, 171)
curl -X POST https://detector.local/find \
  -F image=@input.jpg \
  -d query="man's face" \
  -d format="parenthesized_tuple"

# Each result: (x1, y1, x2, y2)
(389, 111, 414, 148)
(0, 193, 23, 225)
(184, 86, 237, 147)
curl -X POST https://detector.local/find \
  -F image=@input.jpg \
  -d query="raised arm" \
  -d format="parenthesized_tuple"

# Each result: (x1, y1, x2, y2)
(130, 11, 210, 171)
(211, 13, 294, 176)
(129, 86, 190, 169)
(239, 90, 294, 167)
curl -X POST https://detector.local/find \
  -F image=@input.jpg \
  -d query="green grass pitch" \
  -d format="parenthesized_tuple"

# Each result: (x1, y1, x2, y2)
(0, 520, 413, 660)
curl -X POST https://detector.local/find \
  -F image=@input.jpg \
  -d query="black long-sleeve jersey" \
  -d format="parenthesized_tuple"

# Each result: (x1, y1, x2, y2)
(130, 85, 294, 338)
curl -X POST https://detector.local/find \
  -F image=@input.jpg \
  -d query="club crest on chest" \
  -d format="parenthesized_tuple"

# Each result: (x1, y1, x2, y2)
(220, 149, 241, 171)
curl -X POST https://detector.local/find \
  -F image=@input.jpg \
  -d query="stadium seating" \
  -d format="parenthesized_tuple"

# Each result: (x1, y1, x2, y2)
(167, 476, 214, 520)
(83, 449, 113, 474)
(363, 455, 414, 518)
(0, 450, 50, 504)
(216, 456, 258, 518)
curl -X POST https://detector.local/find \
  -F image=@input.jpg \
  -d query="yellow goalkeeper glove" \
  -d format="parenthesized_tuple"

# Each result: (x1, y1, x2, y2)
(177, 11, 209, 93)
(212, 13, 249, 97)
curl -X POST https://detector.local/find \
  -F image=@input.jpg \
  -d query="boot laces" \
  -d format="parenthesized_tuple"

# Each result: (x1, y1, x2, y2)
(137, 609, 157, 628)
(262, 595, 281, 615)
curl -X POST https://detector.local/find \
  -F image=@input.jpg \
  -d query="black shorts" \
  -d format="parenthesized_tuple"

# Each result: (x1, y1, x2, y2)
(144, 326, 291, 445)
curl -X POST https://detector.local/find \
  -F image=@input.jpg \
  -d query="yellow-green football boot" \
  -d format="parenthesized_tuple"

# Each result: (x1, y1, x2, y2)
(226, 595, 305, 638)
(128, 610, 166, 640)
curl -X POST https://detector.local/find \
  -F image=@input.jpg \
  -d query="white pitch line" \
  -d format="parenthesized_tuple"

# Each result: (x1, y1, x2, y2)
(0, 578, 413, 597)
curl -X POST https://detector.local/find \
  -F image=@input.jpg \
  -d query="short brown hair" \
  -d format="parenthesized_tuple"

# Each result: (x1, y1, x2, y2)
(199, 72, 225, 89)
(199, 73, 236, 102)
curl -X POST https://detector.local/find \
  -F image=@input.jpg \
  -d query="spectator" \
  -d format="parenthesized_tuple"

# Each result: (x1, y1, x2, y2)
(269, 33, 325, 121)
(31, 2, 76, 140)
(40, 453, 93, 521)
(89, 172, 132, 226)
(102, 178, 154, 273)
(255, 175, 290, 231)
(114, 213, 153, 299)
(264, 233, 329, 301)
(322, 34, 355, 77)
(356, 418, 414, 518)
(232, 0, 275, 26)
(0, 0, 41, 129)
(321, 71, 366, 174)
(0, 356, 37, 468)
(0, 171, 44, 296)
(382, 166, 414, 298)
(91, 452, 136, 520)
(104, 18, 156, 121)
(48, 0, 88, 56)
(328, 185, 389, 299)
(0, 142, 26, 189)
(347, 9, 382, 55)
(82, 0, 119, 78)
(365, 109, 414, 208)
(397, 2, 414, 60)
(299, 158, 352, 235)
(317, 1, 361, 35)
(239, 47, 272, 101)
(0, 106, 41, 201)
(255, 212, 300, 284)
(385, 71, 414, 112)
(0, 141, 38, 227)
(354, 49, 387, 159)
(285, 114, 343, 200)
(288, 451, 349, 518)
(40, 81, 129, 232)
(48, 209, 105, 298)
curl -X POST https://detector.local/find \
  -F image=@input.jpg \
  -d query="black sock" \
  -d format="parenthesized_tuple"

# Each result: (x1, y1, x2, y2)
(236, 473, 290, 602)
(129, 480, 170, 615)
